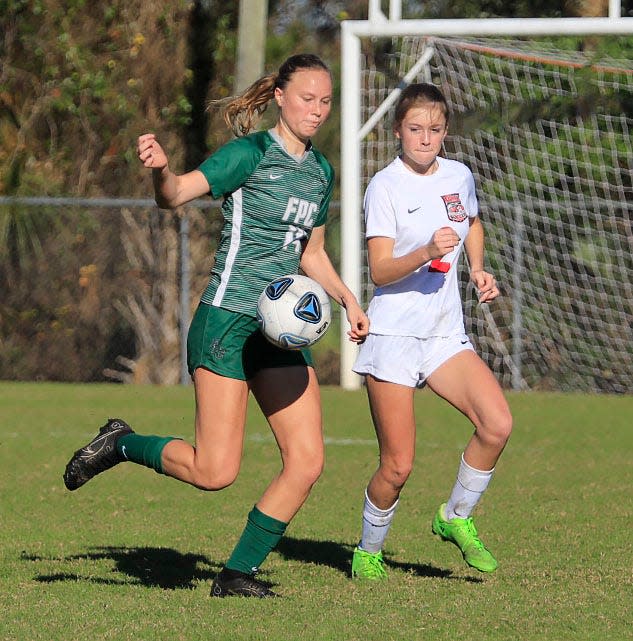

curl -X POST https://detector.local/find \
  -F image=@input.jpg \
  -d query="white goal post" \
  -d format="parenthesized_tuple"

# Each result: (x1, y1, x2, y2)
(339, 2, 633, 391)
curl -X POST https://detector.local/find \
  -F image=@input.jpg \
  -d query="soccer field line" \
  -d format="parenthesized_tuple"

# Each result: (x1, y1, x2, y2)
(0, 430, 432, 447)
(247, 432, 377, 446)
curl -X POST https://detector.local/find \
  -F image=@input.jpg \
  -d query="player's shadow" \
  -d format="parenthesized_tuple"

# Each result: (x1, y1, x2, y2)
(276, 536, 482, 583)
(24, 547, 222, 590)
(25, 541, 482, 588)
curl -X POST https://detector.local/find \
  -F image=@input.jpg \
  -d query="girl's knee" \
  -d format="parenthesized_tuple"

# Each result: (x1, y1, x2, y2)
(380, 457, 414, 490)
(496, 406, 513, 441)
(301, 455, 324, 487)
(285, 450, 324, 489)
(192, 467, 239, 491)
(480, 407, 513, 448)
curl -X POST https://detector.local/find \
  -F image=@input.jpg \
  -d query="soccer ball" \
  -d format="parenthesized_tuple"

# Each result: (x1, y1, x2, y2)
(256, 274, 331, 350)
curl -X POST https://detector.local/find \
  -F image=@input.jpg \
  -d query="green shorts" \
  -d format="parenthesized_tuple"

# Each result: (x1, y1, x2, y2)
(187, 303, 314, 381)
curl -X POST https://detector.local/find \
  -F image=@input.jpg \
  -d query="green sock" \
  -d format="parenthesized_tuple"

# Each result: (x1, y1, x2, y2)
(116, 433, 176, 474)
(225, 506, 287, 575)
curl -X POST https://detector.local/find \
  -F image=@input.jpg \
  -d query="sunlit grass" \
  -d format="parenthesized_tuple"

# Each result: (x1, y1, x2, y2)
(1, 383, 631, 641)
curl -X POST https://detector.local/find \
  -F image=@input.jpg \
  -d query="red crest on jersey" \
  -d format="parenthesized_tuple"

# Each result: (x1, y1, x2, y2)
(441, 193, 467, 222)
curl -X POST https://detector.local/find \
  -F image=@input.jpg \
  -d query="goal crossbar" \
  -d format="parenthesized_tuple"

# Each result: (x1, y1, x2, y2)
(343, 16, 633, 38)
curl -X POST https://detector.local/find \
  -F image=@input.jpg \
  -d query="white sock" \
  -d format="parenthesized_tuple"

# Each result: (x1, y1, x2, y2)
(359, 489, 399, 553)
(445, 453, 494, 521)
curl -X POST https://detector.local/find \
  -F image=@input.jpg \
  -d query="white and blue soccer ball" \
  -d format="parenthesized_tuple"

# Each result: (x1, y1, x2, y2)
(256, 274, 331, 350)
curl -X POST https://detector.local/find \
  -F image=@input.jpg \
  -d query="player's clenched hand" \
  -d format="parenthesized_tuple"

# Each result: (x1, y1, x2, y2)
(345, 302, 370, 344)
(471, 270, 499, 303)
(428, 226, 460, 260)
(137, 133, 168, 170)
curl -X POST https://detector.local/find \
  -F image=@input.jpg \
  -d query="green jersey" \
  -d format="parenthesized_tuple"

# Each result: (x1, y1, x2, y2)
(197, 130, 334, 317)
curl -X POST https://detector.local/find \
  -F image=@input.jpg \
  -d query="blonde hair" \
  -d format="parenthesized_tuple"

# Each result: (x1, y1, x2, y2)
(218, 74, 277, 137)
(212, 54, 330, 137)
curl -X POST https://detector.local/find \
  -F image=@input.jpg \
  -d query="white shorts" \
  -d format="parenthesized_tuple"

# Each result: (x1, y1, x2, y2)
(353, 333, 475, 388)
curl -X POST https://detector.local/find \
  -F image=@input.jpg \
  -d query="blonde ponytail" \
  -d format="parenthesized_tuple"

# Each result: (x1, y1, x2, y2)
(211, 74, 276, 137)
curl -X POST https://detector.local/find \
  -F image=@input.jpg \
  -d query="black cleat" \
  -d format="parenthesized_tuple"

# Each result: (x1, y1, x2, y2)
(63, 418, 133, 491)
(211, 568, 278, 598)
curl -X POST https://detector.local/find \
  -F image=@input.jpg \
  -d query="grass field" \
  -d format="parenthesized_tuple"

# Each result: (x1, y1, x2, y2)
(1, 382, 632, 641)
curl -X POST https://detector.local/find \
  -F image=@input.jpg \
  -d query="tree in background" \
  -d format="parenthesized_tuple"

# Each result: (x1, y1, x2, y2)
(0, 0, 236, 382)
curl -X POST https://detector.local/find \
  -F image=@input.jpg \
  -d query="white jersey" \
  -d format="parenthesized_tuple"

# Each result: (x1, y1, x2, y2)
(363, 155, 478, 338)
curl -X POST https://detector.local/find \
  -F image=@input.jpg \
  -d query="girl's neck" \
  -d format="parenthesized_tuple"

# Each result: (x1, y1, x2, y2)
(273, 119, 308, 157)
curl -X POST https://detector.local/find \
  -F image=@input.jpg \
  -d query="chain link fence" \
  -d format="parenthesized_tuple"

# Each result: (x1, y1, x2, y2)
(0, 197, 343, 385)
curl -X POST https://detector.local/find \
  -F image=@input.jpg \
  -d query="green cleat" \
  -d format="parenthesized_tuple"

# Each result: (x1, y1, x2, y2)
(431, 503, 498, 573)
(351, 547, 387, 580)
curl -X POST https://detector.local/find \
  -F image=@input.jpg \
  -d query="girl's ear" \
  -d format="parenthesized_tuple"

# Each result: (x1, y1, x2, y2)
(274, 87, 284, 108)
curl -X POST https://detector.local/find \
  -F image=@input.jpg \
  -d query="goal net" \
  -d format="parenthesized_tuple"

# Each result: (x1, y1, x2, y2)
(354, 35, 633, 393)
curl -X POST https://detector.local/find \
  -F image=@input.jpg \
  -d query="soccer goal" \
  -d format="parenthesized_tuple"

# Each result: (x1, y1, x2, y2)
(339, 3, 633, 392)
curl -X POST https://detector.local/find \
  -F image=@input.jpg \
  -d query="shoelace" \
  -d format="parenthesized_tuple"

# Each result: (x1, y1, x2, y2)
(458, 518, 486, 551)
(361, 553, 386, 577)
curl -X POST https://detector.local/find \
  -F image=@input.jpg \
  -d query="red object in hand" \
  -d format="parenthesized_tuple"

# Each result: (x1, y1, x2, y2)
(429, 259, 451, 273)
